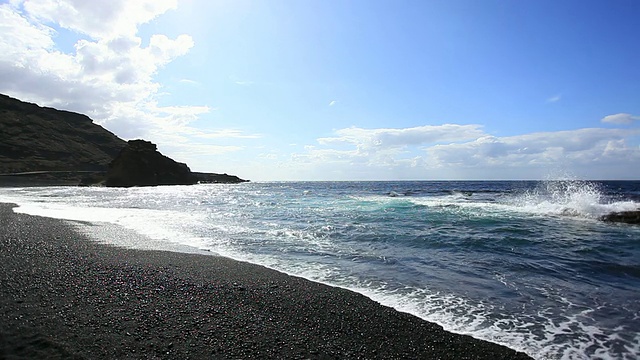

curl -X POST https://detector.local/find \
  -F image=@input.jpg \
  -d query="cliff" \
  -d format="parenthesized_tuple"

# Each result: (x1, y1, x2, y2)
(0, 94, 126, 174)
(0, 94, 247, 186)
(104, 140, 247, 187)
(105, 140, 195, 187)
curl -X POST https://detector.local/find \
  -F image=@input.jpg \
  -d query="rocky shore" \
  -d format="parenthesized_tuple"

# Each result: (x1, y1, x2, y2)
(0, 203, 532, 359)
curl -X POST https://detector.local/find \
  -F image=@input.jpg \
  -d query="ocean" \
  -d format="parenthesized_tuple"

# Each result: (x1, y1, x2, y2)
(1, 180, 639, 360)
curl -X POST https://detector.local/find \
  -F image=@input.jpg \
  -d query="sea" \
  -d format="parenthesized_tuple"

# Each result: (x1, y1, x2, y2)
(1, 180, 639, 360)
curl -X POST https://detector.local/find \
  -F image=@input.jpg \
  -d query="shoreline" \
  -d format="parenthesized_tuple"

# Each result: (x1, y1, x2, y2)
(0, 202, 532, 359)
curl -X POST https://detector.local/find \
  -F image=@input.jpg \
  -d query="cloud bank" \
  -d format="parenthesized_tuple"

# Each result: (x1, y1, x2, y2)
(286, 125, 640, 180)
(601, 113, 640, 125)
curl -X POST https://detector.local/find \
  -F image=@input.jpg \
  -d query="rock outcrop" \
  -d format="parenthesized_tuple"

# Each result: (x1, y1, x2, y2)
(105, 140, 195, 187)
(104, 140, 248, 187)
(600, 210, 640, 225)
(191, 172, 248, 184)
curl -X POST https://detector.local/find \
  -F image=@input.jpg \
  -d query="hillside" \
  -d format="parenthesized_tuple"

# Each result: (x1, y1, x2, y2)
(0, 94, 126, 174)
(0, 94, 247, 186)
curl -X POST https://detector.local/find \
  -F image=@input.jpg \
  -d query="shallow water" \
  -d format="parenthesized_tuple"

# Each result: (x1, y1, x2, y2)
(2, 180, 639, 359)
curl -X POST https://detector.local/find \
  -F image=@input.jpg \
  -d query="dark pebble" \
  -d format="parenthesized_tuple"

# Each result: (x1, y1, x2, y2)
(0, 203, 532, 359)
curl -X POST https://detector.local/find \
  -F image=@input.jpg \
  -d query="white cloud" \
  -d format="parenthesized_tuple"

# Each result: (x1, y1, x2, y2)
(0, 4, 54, 52)
(165, 143, 244, 157)
(426, 128, 637, 167)
(601, 113, 640, 125)
(286, 125, 640, 180)
(258, 153, 279, 160)
(329, 100, 337, 106)
(179, 78, 199, 85)
(547, 94, 562, 103)
(317, 124, 485, 149)
(0, 0, 259, 166)
(0, 1, 195, 137)
(181, 128, 262, 140)
(230, 76, 253, 86)
(22, 0, 178, 39)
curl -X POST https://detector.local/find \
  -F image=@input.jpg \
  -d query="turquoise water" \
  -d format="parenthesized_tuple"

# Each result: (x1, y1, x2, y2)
(2, 180, 639, 359)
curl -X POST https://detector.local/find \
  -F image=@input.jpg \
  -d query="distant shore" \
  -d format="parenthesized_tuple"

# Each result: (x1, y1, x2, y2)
(0, 203, 531, 359)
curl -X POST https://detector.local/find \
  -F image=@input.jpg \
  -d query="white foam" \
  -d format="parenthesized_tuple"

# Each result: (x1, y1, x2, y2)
(373, 181, 640, 221)
(8, 199, 211, 251)
(501, 181, 639, 219)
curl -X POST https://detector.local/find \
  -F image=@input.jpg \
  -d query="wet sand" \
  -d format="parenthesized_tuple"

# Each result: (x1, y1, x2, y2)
(0, 203, 532, 359)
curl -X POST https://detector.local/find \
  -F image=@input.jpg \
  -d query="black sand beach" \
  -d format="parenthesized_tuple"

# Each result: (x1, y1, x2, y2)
(0, 203, 532, 359)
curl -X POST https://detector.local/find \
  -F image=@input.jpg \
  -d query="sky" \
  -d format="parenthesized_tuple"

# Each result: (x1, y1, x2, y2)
(1, 0, 639, 181)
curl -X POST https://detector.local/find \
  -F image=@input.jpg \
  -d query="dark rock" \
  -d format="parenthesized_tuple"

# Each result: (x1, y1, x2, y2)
(600, 210, 640, 225)
(0, 93, 248, 186)
(105, 140, 195, 187)
(0, 93, 126, 174)
(191, 172, 249, 184)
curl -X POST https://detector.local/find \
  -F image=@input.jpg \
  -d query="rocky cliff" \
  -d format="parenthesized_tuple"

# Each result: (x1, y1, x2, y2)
(105, 140, 195, 187)
(0, 94, 247, 186)
(104, 140, 247, 187)
(0, 94, 127, 174)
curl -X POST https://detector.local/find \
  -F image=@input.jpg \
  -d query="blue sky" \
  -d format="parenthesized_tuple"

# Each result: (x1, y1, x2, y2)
(1, 0, 639, 180)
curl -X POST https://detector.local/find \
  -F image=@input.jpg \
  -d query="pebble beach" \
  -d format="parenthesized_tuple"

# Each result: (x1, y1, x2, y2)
(0, 203, 532, 359)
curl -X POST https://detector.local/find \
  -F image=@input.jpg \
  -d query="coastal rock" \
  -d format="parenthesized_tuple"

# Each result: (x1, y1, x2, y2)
(600, 210, 640, 225)
(0, 93, 248, 186)
(105, 140, 195, 187)
(0, 93, 126, 174)
(191, 172, 248, 184)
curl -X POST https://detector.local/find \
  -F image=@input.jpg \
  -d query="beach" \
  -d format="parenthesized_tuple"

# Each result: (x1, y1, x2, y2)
(0, 202, 532, 359)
